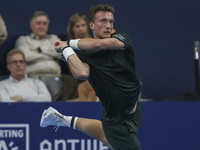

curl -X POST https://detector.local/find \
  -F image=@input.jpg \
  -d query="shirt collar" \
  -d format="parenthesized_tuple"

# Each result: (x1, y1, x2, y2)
(9, 74, 28, 82)
(30, 33, 49, 40)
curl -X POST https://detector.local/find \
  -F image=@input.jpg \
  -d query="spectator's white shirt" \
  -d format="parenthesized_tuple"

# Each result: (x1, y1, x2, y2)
(0, 75, 51, 102)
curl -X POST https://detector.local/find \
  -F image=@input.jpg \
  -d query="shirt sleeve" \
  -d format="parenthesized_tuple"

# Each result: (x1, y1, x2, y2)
(111, 32, 133, 50)
(15, 36, 50, 63)
(22, 79, 51, 102)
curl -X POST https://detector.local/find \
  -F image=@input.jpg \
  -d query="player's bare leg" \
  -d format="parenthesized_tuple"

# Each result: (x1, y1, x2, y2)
(76, 118, 114, 149)
(40, 107, 114, 149)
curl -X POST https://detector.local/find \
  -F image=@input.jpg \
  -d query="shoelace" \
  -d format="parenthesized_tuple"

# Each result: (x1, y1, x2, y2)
(51, 112, 64, 132)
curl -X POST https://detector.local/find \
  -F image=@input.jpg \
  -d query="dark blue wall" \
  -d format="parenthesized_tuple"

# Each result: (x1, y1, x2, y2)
(0, 102, 200, 150)
(1, 0, 200, 100)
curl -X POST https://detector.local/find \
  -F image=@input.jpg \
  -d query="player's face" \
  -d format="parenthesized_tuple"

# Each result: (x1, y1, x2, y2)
(30, 16, 49, 39)
(90, 11, 114, 39)
(7, 54, 27, 78)
(72, 19, 88, 38)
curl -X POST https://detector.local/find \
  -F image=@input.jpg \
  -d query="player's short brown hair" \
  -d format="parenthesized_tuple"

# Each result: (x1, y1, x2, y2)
(89, 4, 114, 22)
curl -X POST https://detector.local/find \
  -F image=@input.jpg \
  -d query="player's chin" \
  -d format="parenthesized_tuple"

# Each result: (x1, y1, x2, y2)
(102, 35, 111, 39)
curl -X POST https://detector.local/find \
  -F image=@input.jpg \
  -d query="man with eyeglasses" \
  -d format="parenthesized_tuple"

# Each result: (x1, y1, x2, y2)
(0, 49, 51, 102)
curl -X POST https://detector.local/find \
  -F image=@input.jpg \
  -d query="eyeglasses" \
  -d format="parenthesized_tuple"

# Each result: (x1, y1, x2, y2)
(10, 60, 26, 65)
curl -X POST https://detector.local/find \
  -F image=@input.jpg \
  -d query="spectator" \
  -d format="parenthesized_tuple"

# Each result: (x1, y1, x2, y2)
(0, 14, 8, 46)
(15, 11, 61, 78)
(61, 13, 92, 101)
(0, 49, 51, 102)
(61, 13, 91, 75)
(67, 13, 91, 39)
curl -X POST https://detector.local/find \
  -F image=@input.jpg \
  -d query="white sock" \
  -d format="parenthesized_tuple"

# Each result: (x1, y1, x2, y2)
(63, 116, 78, 129)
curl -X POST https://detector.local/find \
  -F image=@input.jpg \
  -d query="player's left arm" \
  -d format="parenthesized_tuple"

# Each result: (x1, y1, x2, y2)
(77, 38, 125, 51)
(55, 32, 131, 52)
(66, 32, 131, 51)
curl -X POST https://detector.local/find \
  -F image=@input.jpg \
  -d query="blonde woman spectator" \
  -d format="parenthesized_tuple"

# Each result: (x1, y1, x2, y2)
(67, 13, 91, 39)
(61, 13, 92, 101)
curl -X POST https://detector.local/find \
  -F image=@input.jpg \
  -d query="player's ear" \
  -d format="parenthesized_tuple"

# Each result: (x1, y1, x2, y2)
(89, 21, 94, 31)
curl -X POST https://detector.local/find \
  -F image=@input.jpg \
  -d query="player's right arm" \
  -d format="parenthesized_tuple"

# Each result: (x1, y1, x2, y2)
(55, 43, 90, 80)
(68, 54, 90, 80)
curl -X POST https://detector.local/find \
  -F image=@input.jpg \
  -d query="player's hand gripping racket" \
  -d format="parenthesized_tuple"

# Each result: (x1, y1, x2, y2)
(54, 41, 62, 53)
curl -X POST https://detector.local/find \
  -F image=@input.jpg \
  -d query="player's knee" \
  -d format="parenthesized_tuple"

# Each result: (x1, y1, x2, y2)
(100, 136, 110, 147)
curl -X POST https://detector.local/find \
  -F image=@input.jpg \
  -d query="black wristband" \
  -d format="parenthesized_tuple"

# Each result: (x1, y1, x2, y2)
(70, 116, 75, 128)
(67, 40, 70, 46)
(61, 46, 70, 53)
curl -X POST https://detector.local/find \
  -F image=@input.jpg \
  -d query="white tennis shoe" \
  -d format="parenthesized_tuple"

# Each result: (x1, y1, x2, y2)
(40, 107, 66, 131)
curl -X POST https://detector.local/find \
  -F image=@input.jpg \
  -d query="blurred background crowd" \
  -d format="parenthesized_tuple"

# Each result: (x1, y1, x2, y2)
(0, 0, 200, 102)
